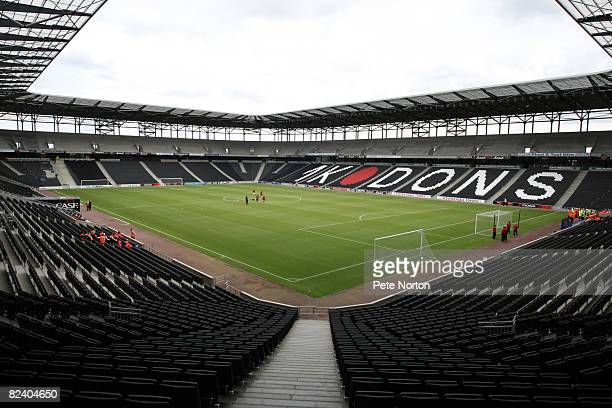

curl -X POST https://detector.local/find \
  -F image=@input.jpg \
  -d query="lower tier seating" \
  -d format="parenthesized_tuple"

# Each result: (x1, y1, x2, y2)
(0, 194, 297, 407)
(331, 218, 612, 408)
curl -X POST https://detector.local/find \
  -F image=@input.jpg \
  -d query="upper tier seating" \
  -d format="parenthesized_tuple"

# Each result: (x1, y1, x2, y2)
(3, 129, 609, 158)
(0, 194, 296, 407)
(65, 160, 108, 185)
(101, 161, 157, 185)
(331, 219, 612, 408)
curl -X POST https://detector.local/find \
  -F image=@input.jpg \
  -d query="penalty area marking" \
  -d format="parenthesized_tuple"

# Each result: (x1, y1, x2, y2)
(301, 207, 451, 231)
(291, 210, 562, 282)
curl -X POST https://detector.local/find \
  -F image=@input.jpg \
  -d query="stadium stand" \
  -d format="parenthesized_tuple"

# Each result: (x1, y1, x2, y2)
(65, 161, 109, 186)
(0, 193, 297, 407)
(362, 166, 428, 193)
(327, 165, 392, 189)
(100, 161, 157, 185)
(182, 161, 231, 182)
(300, 163, 360, 186)
(225, 161, 261, 181)
(260, 162, 310, 182)
(564, 171, 612, 210)
(212, 161, 243, 182)
(443, 168, 519, 201)
(396, 167, 471, 196)
(331, 218, 612, 408)
(0, 159, 60, 187)
(3, 129, 608, 159)
(258, 162, 285, 181)
(0, 177, 39, 197)
(143, 160, 199, 183)
(496, 168, 579, 206)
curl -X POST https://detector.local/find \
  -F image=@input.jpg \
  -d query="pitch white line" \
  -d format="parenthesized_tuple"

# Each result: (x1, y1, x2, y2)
(112, 217, 130, 226)
(291, 210, 561, 282)
(292, 231, 478, 283)
(300, 207, 451, 231)
(95, 206, 293, 282)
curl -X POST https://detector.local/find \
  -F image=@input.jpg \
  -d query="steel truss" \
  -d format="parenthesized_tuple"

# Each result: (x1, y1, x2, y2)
(0, 0, 107, 94)
(556, 0, 612, 57)
(1, 107, 610, 142)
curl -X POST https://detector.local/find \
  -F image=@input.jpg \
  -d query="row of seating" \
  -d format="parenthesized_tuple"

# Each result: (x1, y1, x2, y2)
(0, 191, 297, 407)
(331, 218, 612, 407)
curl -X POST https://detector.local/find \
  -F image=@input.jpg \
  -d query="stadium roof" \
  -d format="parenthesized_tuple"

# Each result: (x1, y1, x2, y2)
(0, 70, 610, 129)
(0, 0, 106, 94)
(556, 0, 612, 57)
(0, 0, 608, 130)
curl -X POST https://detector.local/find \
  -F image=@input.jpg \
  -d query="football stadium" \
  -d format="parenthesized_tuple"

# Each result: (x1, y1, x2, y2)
(0, 0, 611, 407)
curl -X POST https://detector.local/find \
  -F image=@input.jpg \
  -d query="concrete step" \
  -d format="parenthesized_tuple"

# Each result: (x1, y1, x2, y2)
(488, 168, 526, 204)
(226, 320, 347, 408)
(51, 159, 77, 187)
(254, 162, 266, 182)
(96, 161, 117, 186)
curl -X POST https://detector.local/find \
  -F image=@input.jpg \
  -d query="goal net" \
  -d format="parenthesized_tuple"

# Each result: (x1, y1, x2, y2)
(474, 210, 514, 236)
(160, 178, 184, 186)
(81, 179, 111, 186)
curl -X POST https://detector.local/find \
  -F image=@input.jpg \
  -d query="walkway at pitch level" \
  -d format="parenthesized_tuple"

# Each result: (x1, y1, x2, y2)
(225, 319, 348, 408)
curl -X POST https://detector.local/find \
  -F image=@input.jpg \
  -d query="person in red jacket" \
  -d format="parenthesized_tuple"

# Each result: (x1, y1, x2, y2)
(492, 225, 497, 240)
(98, 232, 106, 246)
(513, 223, 519, 238)
(501, 226, 508, 242)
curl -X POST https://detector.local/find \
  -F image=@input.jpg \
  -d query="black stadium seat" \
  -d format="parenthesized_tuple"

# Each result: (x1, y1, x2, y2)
(0, 193, 297, 406)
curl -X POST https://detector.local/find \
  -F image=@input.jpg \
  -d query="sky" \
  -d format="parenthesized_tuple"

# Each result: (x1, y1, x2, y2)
(31, 0, 612, 115)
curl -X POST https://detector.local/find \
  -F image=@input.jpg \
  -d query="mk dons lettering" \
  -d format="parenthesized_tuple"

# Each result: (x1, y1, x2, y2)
(411, 169, 455, 192)
(367, 167, 414, 189)
(306, 165, 354, 184)
(451, 170, 510, 197)
(515, 171, 563, 201)
(294, 165, 328, 183)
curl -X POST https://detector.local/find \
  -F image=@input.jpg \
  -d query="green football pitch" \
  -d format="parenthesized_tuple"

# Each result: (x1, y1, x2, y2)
(58, 184, 565, 297)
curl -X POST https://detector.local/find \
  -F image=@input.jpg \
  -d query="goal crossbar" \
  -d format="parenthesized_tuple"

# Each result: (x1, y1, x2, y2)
(81, 179, 111, 186)
(160, 177, 184, 186)
(374, 228, 425, 243)
(373, 228, 426, 260)
(474, 210, 514, 235)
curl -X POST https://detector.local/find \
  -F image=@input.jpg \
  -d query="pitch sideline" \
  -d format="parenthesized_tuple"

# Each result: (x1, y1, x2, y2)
(93, 206, 295, 282)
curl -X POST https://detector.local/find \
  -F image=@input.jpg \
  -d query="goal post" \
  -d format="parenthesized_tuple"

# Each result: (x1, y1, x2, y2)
(160, 178, 184, 186)
(81, 179, 111, 186)
(373, 228, 430, 264)
(474, 210, 514, 236)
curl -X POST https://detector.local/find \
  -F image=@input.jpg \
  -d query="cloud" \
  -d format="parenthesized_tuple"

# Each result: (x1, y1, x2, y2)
(31, 0, 611, 115)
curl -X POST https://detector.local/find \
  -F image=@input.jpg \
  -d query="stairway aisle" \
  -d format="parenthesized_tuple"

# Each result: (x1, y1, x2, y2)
(227, 320, 347, 408)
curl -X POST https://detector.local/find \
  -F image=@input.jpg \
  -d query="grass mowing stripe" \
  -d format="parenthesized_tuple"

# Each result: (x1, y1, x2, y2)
(60, 184, 565, 297)
(93, 205, 294, 282)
